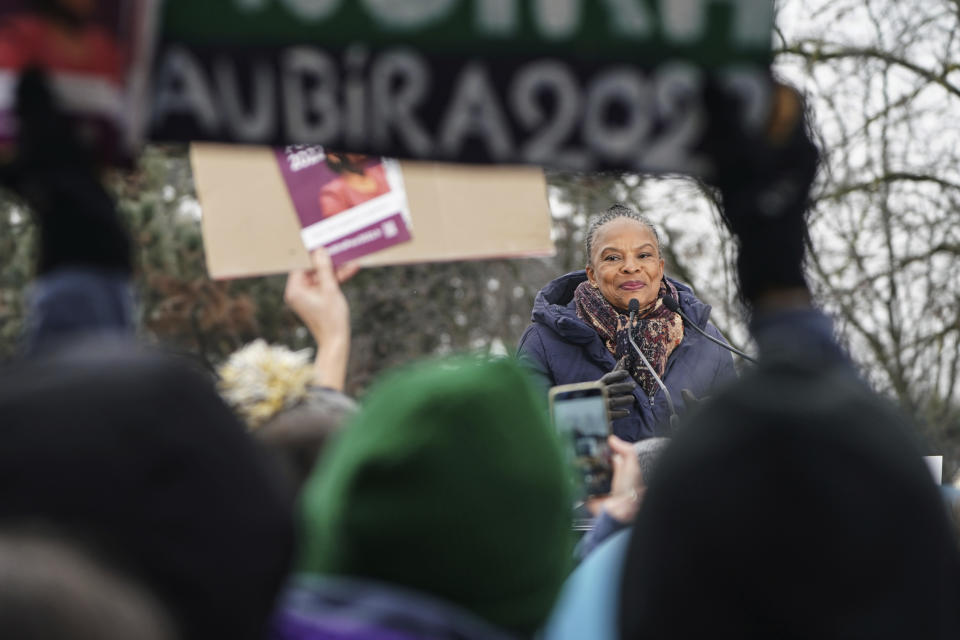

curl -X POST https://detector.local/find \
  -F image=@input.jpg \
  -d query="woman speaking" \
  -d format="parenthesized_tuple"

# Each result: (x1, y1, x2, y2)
(518, 204, 737, 441)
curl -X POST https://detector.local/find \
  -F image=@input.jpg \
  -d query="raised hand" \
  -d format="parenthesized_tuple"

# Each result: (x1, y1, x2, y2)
(704, 82, 820, 303)
(284, 248, 358, 391)
(603, 435, 646, 523)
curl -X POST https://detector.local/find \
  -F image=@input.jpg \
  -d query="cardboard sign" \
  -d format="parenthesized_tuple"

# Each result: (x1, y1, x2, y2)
(0, 0, 159, 163)
(154, 1, 773, 174)
(190, 143, 554, 279)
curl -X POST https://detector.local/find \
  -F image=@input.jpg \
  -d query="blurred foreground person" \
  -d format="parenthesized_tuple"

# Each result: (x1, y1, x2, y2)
(0, 532, 177, 640)
(619, 350, 960, 639)
(618, 85, 960, 638)
(0, 343, 295, 640)
(539, 83, 960, 640)
(544, 438, 669, 640)
(272, 357, 573, 640)
(225, 341, 356, 495)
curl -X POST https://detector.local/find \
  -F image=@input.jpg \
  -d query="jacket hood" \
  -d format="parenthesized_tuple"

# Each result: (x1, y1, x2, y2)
(531, 271, 714, 343)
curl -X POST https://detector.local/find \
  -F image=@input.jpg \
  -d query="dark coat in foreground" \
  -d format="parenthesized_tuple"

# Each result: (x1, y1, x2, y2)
(619, 329, 960, 639)
(518, 271, 737, 441)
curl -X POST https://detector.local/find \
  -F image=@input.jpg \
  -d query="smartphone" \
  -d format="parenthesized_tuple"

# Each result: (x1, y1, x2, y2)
(549, 382, 612, 498)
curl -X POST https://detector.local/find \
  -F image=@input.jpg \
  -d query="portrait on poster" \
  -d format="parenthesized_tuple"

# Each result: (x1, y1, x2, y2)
(274, 146, 413, 265)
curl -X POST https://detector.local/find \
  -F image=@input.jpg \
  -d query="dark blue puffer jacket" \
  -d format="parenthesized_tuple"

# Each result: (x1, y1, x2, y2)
(517, 271, 738, 441)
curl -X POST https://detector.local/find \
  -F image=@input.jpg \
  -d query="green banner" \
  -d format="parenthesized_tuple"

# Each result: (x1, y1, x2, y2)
(161, 0, 771, 61)
(151, 0, 774, 173)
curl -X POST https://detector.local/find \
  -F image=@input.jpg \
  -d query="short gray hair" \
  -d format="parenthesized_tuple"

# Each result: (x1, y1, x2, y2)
(634, 437, 670, 486)
(584, 204, 662, 263)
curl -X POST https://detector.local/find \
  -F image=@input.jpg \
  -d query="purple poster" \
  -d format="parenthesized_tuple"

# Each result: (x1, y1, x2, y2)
(274, 146, 413, 265)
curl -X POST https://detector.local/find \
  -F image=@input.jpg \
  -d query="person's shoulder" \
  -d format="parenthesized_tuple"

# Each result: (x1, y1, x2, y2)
(518, 317, 577, 351)
(518, 322, 545, 349)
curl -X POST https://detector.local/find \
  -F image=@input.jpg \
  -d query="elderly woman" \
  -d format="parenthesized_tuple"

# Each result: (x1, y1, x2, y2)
(518, 204, 737, 441)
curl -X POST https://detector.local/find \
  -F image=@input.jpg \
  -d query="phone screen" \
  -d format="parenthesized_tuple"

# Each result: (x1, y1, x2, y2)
(550, 385, 612, 498)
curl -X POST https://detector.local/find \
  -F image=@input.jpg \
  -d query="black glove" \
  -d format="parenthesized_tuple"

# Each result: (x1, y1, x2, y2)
(703, 81, 820, 303)
(681, 388, 710, 411)
(600, 365, 636, 421)
(2, 68, 131, 276)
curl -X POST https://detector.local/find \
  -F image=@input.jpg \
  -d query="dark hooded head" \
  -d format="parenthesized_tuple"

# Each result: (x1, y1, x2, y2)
(619, 358, 960, 639)
(0, 340, 295, 640)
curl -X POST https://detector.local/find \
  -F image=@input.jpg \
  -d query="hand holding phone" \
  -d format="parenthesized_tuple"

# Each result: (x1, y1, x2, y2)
(549, 382, 612, 498)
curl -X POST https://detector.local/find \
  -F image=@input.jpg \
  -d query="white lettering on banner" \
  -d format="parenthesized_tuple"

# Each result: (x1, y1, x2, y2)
(643, 63, 706, 172)
(439, 64, 514, 160)
(214, 58, 276, 141)
(152, 43, 769, 172)
(282, 47, 340, 143)
(603, 0, 653, 37)
(662, 0, 771, 46)
(534, 0, 581, 39)
(510, 60, 587, 168)
(583, 69, 651, 160)
(370, 50, 434, 155)
(153, 46, 221, 132)
(476, 0, 518, 35)
(361, 0, 457, 29)
(280, 0, 342, 20)
(343, 44, 370, 150)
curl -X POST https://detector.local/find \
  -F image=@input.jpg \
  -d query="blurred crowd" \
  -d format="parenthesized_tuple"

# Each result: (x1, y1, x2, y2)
(2, 71, 960, 640)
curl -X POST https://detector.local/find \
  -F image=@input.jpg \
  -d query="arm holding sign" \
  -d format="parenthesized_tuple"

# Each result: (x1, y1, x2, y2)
(284, 248, 358, 392)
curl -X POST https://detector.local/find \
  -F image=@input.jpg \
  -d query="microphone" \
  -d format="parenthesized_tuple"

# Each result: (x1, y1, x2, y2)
(662, 295, 758, 364)
(628, 299, 680, 430)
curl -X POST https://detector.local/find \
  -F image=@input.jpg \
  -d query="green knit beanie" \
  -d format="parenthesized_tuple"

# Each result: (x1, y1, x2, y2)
(298, 356, 573, 635)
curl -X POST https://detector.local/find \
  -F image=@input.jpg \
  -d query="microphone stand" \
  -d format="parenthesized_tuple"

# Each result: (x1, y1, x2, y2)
(628, 299, 679, 430)
(662, 295, 757, 364)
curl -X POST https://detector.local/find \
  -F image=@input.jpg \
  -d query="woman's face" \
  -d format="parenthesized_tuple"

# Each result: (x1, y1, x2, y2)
(325, 152, 367, 175)
(586, 218, 665, 312)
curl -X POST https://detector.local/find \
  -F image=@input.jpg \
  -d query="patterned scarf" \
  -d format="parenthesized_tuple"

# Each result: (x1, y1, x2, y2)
(574, 278, 684, 398)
